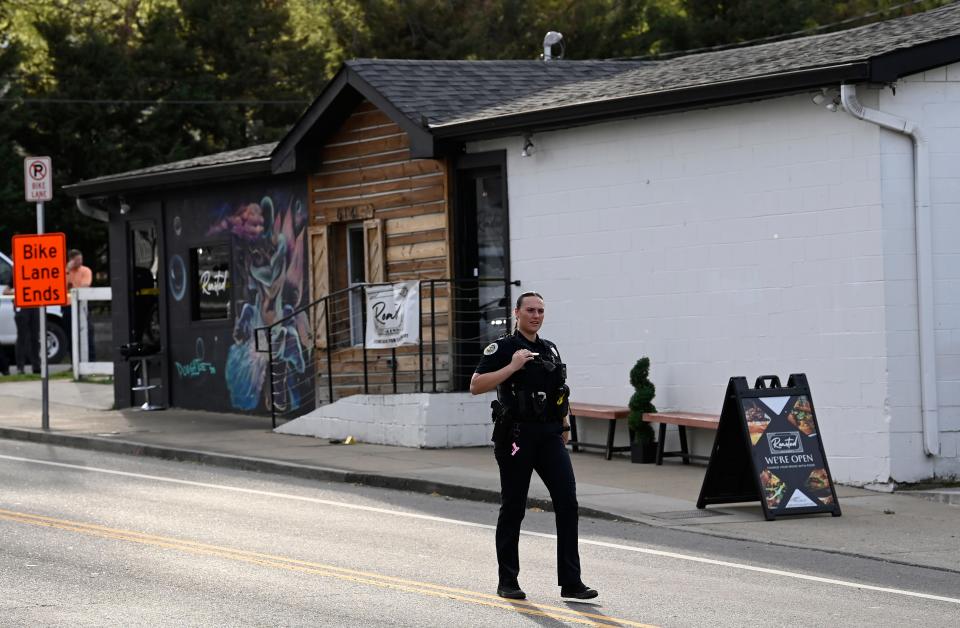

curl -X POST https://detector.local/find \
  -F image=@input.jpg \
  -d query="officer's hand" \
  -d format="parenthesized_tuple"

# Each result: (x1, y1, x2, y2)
(510, 349, 536, 372)
(561, 426, 570, 445)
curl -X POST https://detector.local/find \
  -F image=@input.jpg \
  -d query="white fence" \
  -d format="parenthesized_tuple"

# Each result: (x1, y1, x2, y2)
(71, 287, 113, 377)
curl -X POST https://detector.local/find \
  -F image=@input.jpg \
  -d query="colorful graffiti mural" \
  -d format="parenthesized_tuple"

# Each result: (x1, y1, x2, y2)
(206, 194, 310, 411)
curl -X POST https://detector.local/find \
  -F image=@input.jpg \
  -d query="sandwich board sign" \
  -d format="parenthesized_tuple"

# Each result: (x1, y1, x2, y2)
(12, 233, 69, 308)
(697, 374, 841, 521)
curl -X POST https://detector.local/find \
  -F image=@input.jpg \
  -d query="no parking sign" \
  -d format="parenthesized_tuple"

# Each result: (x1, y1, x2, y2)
(24, 156, 53, 202)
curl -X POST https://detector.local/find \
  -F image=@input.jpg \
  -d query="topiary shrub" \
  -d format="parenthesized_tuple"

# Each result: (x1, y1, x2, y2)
(627, 357, 657, 443)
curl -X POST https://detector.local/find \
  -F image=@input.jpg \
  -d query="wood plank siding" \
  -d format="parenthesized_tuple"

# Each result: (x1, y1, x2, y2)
(307, 100, 452, 400)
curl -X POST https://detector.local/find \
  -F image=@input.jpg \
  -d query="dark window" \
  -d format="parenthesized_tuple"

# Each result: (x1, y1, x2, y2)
(347, 224, 366, 345)
(190, 245, 231, 321)
(0, 258, 12, 287)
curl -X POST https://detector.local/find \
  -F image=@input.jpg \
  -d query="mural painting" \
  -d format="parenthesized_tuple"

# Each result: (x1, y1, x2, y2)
(166, 182, 313, 415)
(207, 194, 310, 412)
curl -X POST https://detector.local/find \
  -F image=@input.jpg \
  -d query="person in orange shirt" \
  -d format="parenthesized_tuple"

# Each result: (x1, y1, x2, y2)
(65, 249, 94, 360)
(66, 249, 93, 292)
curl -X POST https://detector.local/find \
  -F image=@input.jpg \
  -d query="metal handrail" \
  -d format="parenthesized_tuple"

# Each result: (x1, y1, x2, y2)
(256, 277, 519, 427)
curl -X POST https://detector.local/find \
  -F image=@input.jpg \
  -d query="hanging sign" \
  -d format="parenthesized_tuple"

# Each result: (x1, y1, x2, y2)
(697, 374, 841, 521)
(12, 232, 69, 308)
(365, 281, 420, 348)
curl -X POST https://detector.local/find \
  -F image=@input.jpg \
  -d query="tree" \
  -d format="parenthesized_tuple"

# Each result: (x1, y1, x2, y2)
(0, 0, 324, 270)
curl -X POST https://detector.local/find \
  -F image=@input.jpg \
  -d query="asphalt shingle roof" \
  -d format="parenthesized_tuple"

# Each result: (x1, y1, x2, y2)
(75, 142, 277, 186)
(347, 1, 960, 130)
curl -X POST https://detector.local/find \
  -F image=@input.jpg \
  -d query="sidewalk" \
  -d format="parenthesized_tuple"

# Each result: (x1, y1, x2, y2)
(0, 380, 957, 573)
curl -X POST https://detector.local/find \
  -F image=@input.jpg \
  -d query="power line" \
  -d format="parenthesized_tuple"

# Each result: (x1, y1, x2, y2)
(0, 97, 311, 105)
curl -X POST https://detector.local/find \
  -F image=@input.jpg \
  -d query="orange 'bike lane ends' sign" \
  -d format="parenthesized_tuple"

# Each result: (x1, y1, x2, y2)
(12, 232, 68, 308)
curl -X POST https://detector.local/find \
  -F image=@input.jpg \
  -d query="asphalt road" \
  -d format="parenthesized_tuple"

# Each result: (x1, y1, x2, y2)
(0, 439, 957, 627)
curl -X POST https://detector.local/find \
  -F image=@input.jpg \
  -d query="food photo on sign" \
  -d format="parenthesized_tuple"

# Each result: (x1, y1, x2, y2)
(743, 395, 834, 514)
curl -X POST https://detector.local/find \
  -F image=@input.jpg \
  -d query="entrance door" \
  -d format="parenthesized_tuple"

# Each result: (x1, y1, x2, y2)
(453, 152, 510, 389)
(127, 220, 166, 406)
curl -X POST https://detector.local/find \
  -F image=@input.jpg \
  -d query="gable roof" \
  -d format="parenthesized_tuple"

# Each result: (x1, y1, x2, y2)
(274, 1, 960, 170)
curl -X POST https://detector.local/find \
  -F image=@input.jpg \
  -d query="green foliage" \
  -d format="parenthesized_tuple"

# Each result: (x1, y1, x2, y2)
(627, 357, 657, 443)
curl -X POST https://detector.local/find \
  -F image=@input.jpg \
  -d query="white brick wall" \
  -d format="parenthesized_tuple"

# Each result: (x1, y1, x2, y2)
(880, 63, 960, 481)
(470, 81, 958, 484)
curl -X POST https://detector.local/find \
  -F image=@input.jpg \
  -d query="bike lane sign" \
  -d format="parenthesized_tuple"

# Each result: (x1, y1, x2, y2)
(24, 156, 53, 202)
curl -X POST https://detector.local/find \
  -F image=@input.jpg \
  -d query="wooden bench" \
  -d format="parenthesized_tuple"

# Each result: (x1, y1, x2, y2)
(642, 412, 720, 465)
(567, 402, 631, 461)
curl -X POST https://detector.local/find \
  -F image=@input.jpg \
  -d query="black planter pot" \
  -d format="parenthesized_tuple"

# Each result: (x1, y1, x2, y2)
(630, 440, 657, 464)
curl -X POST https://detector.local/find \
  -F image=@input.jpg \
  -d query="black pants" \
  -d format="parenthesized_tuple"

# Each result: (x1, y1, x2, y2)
(14, 308, 40, 373)
(494, 421, 582, 588)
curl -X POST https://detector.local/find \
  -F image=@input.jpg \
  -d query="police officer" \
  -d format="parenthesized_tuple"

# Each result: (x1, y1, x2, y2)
(470, 291, 598, 601)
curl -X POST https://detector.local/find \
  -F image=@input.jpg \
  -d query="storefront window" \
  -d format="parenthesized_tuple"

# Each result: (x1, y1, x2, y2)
(191, 245, 231, 321)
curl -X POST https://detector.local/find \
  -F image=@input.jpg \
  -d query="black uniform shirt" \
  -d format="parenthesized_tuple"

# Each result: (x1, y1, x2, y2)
(475, 331, 565, 418)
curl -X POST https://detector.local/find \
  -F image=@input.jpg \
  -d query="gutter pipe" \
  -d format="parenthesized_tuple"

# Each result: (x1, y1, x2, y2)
(75, 197, 109, 223)
(840, 83, 939, 457)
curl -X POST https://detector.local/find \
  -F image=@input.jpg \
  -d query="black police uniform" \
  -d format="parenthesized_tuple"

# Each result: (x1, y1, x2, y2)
(475, 330, 584, 591)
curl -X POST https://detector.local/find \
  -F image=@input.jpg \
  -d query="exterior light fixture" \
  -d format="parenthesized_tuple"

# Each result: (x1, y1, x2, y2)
(521, 134, 535, 157)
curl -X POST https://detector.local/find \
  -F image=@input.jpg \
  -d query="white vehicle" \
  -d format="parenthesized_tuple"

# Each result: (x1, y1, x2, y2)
(0, 251, 68, 363)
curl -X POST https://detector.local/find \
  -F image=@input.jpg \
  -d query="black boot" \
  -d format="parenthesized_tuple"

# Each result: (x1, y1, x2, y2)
(497, 581, 526, 600)
(560, 584, 598, 599)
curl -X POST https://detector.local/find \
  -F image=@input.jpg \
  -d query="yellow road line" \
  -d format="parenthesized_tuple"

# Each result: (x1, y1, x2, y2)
(0, 507, 656, 627)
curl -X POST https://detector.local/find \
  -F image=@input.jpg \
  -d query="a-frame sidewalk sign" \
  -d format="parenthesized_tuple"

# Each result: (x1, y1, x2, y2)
(697, 374, 841, 521)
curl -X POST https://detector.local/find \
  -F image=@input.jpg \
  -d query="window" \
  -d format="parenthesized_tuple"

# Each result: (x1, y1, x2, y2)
(0, 258, 11, 287)
(347, 224, 366, 345)
(191, 245, 231, 321)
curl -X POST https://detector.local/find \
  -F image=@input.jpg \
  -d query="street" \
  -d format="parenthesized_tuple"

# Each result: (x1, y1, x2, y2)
(0, 439, 957, 627)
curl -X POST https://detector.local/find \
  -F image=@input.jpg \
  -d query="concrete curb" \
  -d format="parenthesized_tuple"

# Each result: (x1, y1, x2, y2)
(0, 427, 620, 522)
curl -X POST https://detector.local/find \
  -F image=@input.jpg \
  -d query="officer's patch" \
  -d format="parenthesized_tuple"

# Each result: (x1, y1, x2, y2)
(483, 342, 499, 355)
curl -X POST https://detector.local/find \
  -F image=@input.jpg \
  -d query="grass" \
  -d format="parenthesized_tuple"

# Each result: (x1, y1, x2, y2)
(896, 479, 960, 490)
(0, 369, 112, 385)
(0, 369, 75, 382)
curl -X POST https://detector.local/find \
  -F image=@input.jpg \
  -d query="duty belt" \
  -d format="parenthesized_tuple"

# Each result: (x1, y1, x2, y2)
(516, 390, 552, 421)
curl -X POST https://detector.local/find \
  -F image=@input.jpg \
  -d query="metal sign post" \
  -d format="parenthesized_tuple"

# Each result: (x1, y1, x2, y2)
(23, 157, 55, 429)
(37, 204, 48, 428)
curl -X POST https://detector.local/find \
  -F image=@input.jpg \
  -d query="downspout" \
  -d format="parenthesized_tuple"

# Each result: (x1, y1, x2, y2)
(840, 83, 939, 457)
(75, 197, 109, 223)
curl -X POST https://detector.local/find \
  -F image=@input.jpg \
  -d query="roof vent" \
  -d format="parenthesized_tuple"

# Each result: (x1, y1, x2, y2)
(542, 31, 564, 61)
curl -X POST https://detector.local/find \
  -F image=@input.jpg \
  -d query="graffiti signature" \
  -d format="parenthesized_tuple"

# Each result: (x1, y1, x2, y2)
(175, 359, 217, 378)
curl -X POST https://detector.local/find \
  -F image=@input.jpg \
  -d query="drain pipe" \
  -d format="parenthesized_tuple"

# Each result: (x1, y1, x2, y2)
(840, 83, 939, 457)
(75, 197, 109, 222)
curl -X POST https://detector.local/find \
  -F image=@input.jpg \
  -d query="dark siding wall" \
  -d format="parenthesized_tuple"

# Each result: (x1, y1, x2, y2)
(109, 210, 133, 408)
(161, 177, 312, 415)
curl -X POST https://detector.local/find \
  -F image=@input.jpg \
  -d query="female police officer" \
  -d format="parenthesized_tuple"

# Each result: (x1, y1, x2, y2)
(470, 291, 598, 601)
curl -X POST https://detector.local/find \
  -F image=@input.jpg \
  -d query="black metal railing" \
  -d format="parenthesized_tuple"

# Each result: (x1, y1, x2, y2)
(255, 277, 519, 427)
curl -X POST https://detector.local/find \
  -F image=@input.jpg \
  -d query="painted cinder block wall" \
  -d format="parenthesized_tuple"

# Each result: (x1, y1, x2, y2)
(470, 71, 959, 485)
(878, 63, 960, 481)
